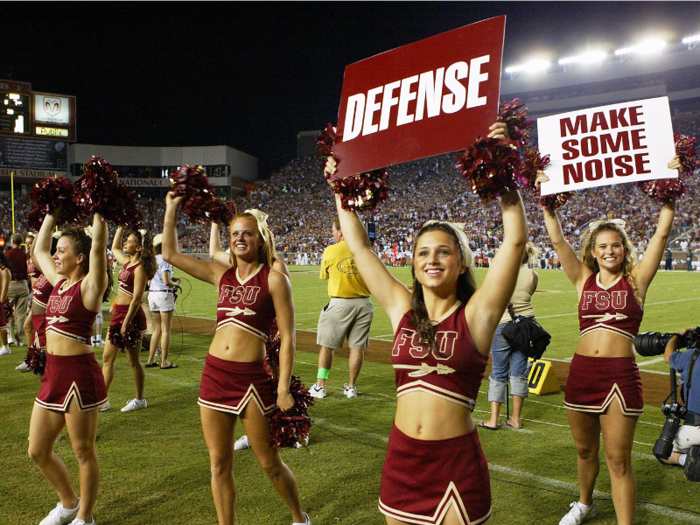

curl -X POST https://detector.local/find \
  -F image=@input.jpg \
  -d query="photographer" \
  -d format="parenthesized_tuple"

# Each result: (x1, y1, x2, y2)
(661, 328, 700, 468)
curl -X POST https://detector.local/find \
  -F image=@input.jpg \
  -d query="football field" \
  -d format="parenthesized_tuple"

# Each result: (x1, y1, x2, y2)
(2, 267, 700, 524)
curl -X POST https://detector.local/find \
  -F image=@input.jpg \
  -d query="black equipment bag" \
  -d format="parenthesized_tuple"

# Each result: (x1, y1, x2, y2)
(501, 304, 551, 361)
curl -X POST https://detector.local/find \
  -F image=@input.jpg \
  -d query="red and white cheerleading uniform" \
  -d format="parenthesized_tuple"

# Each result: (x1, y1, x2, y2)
(565, 273, 644, 416)
(36, 279, 107, 411)
(27, 258, 41, 280)
(32, 273, 54, 347)
(198, 264, 277, 415)
(111, 261, 147, 334)
(379, 301, 492, 525)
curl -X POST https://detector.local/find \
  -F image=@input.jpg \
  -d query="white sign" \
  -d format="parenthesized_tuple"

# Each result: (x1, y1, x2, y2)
(537, 97, 676, 196)
(34, 95, 71, 125)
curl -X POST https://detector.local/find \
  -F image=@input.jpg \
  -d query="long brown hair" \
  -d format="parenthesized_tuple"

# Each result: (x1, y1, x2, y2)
(132, 230, 157, 280)
(410, 222, 477, 353)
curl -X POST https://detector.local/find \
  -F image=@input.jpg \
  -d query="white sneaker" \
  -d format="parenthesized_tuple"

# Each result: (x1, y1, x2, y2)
(16, 361, 29, 371)
(344, 384, 357, 398)
(69, 519, 95, 525)
(99, 401, 110, 412)
(309, 384, 326, 399)
(8, 337, 16, 346)
(292, 512, 311, 525)
(39, 500, 80, 525)
(0, 346, 11, 355)
(294, 436, 310, 449)
(156, 348, 162, 357)
(234, 435, 251, 451)
(93, 339, 103, 347)
(559, 501, 597, 525)
(121, 398, 148, 412)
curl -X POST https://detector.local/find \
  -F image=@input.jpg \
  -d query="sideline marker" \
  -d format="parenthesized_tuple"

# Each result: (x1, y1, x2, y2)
(528, 359, 561, 395)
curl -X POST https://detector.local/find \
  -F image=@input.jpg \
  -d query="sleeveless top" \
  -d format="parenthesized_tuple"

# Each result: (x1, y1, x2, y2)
(578, 273, 643, 341)
(32, 274, 55, 309)
(27, 258, 41, 280)
(46, 279, 97, 345)
(216, 264, 276, 342)
(118, 261, 140, 296)
(391, 301, 487, 411)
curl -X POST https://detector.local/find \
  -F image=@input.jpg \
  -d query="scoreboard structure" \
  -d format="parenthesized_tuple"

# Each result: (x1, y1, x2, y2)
(0, 79, 76, 141)
(0, 79, 75, 179)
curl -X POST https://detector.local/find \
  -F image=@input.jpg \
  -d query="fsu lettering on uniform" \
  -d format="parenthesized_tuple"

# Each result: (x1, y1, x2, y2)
(392, 328, 458, 360)
(218, 285, 261, 306)
(581, 290, 627, 311)
(47, 295, 73, 314)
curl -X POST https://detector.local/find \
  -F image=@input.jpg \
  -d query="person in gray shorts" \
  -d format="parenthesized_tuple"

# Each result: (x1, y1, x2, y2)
(311, 218, 374, 399)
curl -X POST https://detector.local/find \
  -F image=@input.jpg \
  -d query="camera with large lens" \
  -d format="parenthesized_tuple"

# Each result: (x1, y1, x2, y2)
(635, 327, 700, 357)
(653, 401, 688, 460)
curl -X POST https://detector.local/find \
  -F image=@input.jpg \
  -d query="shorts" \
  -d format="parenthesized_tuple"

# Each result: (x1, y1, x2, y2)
(379, 424, 491, 525)
(149, 290, 176, 313)
(673, 424, 700, 454)
(110, 304, 147, 333)
(198, 354, 276, 416)
(35, 353, 108, 411)
(316, 297, 373, 350)
(564, 354, 643, 416)
(33, 312, 47, 347)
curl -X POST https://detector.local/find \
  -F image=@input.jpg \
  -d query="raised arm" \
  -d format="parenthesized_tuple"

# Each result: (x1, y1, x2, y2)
(632, 157, 680, 294)
(111, 226, 131, 266)
(333, 191, 410, 327)
(466, 189, 527, 354)
(209, 222, 231, 267)
(34, 211, 60, 286)
(269, 270, 296, 411)
(162, 193, 226, 286)
(82, 213, 108, 312)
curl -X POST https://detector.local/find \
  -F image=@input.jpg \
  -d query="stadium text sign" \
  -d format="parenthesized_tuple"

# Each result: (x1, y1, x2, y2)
(537, 97, 676, 196)
(331, 16, 505, 180)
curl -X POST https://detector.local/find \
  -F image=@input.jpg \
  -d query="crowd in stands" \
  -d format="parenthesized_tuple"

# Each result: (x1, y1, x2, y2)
(3, 135, 700, 262)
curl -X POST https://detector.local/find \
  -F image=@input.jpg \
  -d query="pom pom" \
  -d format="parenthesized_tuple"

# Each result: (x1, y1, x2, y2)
(169, 165, 232, 225)
(456, 137, 523, 203)
(24, 343, 46, 376)
(675, 134, 699, 175)
(106, 184, 143, 230)
(267, 375, 314, 449)
(637, 178, 687, 204)
(264, 329, 281, 369)
(316, 123, 336, 157)
(520, 148, 551, 191)
(107, 321, 142, 348)
(28, 177, 86, 229)
(328, 169, 390, 212)
(3, 300, 13, 322)
(539, 191, 576, 211)
(498, 98, 535, 146)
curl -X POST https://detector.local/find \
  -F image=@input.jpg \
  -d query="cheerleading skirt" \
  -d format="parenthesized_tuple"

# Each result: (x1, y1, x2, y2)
(564, 353, 643, 416)
(35, 353, 108, 412)
(198, 354, 276, 416)
(379, 423, 492, 525)
(110, 304, 147, 334)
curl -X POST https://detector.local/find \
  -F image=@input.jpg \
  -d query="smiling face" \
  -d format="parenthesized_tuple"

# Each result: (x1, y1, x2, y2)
(591, 230, 625, 273)
(230, 218, 263, 262)
(54, 236, 83, 276)
(412, 230, 465, 291)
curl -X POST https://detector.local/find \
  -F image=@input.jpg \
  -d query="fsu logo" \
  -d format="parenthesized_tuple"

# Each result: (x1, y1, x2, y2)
(43, 98, 61, 116)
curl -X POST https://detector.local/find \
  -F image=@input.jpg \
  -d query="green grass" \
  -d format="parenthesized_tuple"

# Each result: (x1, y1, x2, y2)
(2, 267, 700, 524)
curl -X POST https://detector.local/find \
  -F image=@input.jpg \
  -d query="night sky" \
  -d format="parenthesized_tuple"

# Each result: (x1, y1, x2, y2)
(3, 2, 698, 177)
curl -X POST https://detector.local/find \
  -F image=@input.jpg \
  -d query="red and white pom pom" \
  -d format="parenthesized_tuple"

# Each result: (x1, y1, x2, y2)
(498, 98, 535, 146)
(264, 329, 281, 369)
(28, 177, 86, 229)
(636, 134, 696, 204)
(24, 343, 46, 376)
(520, 148, 551, 191)
(107, 322, 142, 348)
(456, 137, 522, 203)
(169, 165, 234, 225)
(316, 123, 336, 158)
(267, 375, 314, 449)
(675, 134, 699, 176)
(330, 169, 390, 212)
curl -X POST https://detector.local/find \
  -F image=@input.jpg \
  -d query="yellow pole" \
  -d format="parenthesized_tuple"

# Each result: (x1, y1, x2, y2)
(10, 170, 15, 234)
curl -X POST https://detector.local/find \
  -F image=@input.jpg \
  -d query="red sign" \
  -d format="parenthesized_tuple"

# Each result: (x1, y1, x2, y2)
(332, 16, 505, 180)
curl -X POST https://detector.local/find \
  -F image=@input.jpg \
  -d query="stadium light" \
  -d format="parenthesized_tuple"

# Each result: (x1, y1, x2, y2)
(683, 34, 700, 49)
(504, 59, 550, 79)
(558, 51, 607, 71)
(615, 39, 667, 61)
